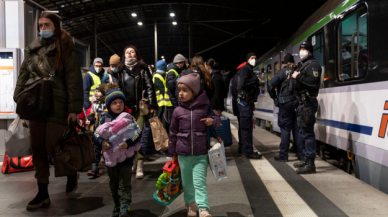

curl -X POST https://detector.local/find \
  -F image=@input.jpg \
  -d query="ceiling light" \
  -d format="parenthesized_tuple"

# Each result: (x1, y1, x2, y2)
(161, 56, 165, 58)
(172, 21, 177, 25)
(170, 13, 175, 17)
(131, 13, 137, 17)
(137, 21, 143, 26)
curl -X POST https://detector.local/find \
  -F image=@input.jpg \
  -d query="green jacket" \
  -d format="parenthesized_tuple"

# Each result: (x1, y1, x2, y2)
(13, 35, 83, 125)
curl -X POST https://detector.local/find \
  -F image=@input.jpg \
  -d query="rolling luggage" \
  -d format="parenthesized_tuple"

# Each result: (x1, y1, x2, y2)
(215, 117, 233, 147)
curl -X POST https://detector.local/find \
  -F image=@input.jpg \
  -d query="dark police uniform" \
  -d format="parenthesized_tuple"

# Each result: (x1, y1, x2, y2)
(293, 54, 322, 174)
(232, 59, 261, 159)
(268, 66, 297, 161)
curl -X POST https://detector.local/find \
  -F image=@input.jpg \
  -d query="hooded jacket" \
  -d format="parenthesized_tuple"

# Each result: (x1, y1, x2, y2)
(169, 91, 221, 156)
(210, 69, 226, 111)
(14, 31, 83, 125)
(83, 65, 105, 109)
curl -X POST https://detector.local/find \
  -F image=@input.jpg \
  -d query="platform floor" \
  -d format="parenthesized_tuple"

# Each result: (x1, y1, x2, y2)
(1, 112, 388, 217)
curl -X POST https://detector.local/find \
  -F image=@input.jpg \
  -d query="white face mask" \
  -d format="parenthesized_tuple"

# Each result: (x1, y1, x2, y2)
(299, 50, 309, 61)
(95, 67, 102, 73)
(249, 59, 256, 66)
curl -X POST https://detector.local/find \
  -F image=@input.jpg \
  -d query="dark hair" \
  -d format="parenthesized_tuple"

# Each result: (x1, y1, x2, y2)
(118, 45, 145, 71)
(191, 55, 212, 90)
(206, 58, 218, 70)
(38, 12, 71, 70)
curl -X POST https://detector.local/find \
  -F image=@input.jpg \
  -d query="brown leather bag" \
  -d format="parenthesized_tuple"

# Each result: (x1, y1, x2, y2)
(139, 90, 150, 116)
(16, 67, 55, 120)
(54, 122, 95, 177)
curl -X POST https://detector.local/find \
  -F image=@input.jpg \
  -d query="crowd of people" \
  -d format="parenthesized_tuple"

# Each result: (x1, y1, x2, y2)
(13, 12, 322, 217)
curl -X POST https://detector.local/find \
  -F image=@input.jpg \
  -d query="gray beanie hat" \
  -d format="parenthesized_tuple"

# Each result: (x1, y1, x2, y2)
(173, 54, 186, 63)
(93, 57, 104, 65)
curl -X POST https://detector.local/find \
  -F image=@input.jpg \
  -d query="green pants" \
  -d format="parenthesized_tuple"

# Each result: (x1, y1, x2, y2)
(178, 154, 210, 210)
(107, 166, 132, 205)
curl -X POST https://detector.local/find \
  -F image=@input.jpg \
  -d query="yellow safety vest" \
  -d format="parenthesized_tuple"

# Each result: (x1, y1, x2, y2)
(153, 73, 173, 107)
(167, 69, 179, 77)
(88, 71, 101, 101)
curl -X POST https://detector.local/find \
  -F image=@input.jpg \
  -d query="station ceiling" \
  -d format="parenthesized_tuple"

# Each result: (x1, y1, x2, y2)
(30, 0, 327, 70)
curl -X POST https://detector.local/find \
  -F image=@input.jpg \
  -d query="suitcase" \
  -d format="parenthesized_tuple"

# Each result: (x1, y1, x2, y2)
(1, 152, 34, 174)
(215, 117, 233, 147)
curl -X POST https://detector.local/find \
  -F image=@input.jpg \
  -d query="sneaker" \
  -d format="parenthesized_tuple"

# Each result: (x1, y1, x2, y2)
(199, 209, 212, 217)
(66, 172, 79, 196)
(87, 163, 100, 177)
(186, 202, 197, 217)
(120, 204, 130, 217)
(26, 183, 50, 210)
(244, 152, 262, 160)
(111, 204, 120, 217)
(274, 156, 288, 162)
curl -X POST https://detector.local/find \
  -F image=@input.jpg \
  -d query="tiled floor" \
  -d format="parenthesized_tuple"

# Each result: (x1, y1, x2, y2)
(0, 113, 388, 216)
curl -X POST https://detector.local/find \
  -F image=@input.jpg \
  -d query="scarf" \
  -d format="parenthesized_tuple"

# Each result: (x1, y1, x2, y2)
(125, 58, 138, 68)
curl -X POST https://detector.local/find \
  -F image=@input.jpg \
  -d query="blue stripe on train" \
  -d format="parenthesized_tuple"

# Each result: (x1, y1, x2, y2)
(317, 119, 373, 136)
(256, 109, 273, 113)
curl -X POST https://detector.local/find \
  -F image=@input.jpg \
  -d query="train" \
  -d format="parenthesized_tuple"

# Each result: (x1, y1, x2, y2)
(226, 0, 388, 193)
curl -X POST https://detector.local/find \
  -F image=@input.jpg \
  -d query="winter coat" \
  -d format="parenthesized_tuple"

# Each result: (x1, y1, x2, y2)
(13, 32, 83, 125)
(210, 69, 226, 111)
(83, 66, 105, 109)
(153, 70, 167, 99)
(166, 63, 181, 107)
(95, 111, 141, 167)
(118, 64, 158, 113)
(169, 91, 221, 156)
(102, 68, 119, 84)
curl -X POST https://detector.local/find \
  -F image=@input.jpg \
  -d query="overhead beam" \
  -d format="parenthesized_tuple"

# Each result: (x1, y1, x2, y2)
(195, 19, 271, 55)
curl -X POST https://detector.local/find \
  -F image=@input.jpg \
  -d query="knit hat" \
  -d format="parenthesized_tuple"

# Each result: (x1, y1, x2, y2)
(156, 60, 167, 71)
(105, 84, 126, 113)
(173, 54, 186, 63)
(246, 52, 257, 62)
(109, 54, 120, 65)
(178, 73, 200, 95)
(93, 57, 104, 65)
(96, 83, 106, 96)
(283, 53, 295, 64)
(300, 41, 313, 54)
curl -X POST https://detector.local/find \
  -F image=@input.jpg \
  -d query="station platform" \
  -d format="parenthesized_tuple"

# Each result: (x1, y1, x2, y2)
(1, 113, 388, 217)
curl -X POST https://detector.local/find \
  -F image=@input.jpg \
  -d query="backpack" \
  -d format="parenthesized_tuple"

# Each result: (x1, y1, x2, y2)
(1, 153, 34, 174)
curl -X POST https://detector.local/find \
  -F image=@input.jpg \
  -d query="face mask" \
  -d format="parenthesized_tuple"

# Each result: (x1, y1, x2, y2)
(125, 58, 137, 66)
(95, 67, 102, 73)
(249, 59, 256, 66)
(39, 29, 55, 39)
(111, 67, 118, 73)
(299, 50, 309, 61)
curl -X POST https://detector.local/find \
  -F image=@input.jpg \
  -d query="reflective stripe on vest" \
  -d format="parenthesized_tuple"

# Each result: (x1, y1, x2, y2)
(153, 73, 173, 107)
(88, 71, 101, 101)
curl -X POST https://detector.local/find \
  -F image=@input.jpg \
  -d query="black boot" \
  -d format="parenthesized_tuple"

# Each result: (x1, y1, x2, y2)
(244, 152, 262, 159)
(66, 172, 79, 196)
(120, 204, 130, 217)
(274, 156, 288, 162)
(297, 158, 316, 174)
(111, 203, 120, 217)
(26, 183, 50, 210)
(87, 163, 100, 177)
(293, 157, 307, 168)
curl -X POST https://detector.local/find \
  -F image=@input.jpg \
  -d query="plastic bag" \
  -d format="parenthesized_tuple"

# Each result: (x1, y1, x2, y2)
(208, 140, 228, 181)
(5, 117, 31, 158)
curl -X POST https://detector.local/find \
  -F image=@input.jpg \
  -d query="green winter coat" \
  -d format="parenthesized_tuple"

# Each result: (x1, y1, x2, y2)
(13, 32, 83, 125)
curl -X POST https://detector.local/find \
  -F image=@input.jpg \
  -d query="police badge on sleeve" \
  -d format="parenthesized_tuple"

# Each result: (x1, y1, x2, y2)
(312, 68, 318, 77)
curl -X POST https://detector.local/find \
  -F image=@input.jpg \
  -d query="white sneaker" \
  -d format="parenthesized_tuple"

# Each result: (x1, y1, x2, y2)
(136, 160, 144, 179)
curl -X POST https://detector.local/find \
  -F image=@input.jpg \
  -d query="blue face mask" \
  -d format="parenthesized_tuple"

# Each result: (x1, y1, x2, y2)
(39, 29, 55, 39)
(111, 67, 118, 73)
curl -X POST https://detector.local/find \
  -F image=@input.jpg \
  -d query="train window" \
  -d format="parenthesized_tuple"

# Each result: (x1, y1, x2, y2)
(260, 68, 266, 94)
(313, 33, 324, 66)
(274, 62, 279, 74)
(338, 7, 368, 81)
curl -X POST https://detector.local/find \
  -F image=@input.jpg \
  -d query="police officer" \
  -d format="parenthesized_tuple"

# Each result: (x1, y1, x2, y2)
(292, 41, 322, 174)
(268, 53, 298, 162)
(232, 52, 262, 159)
